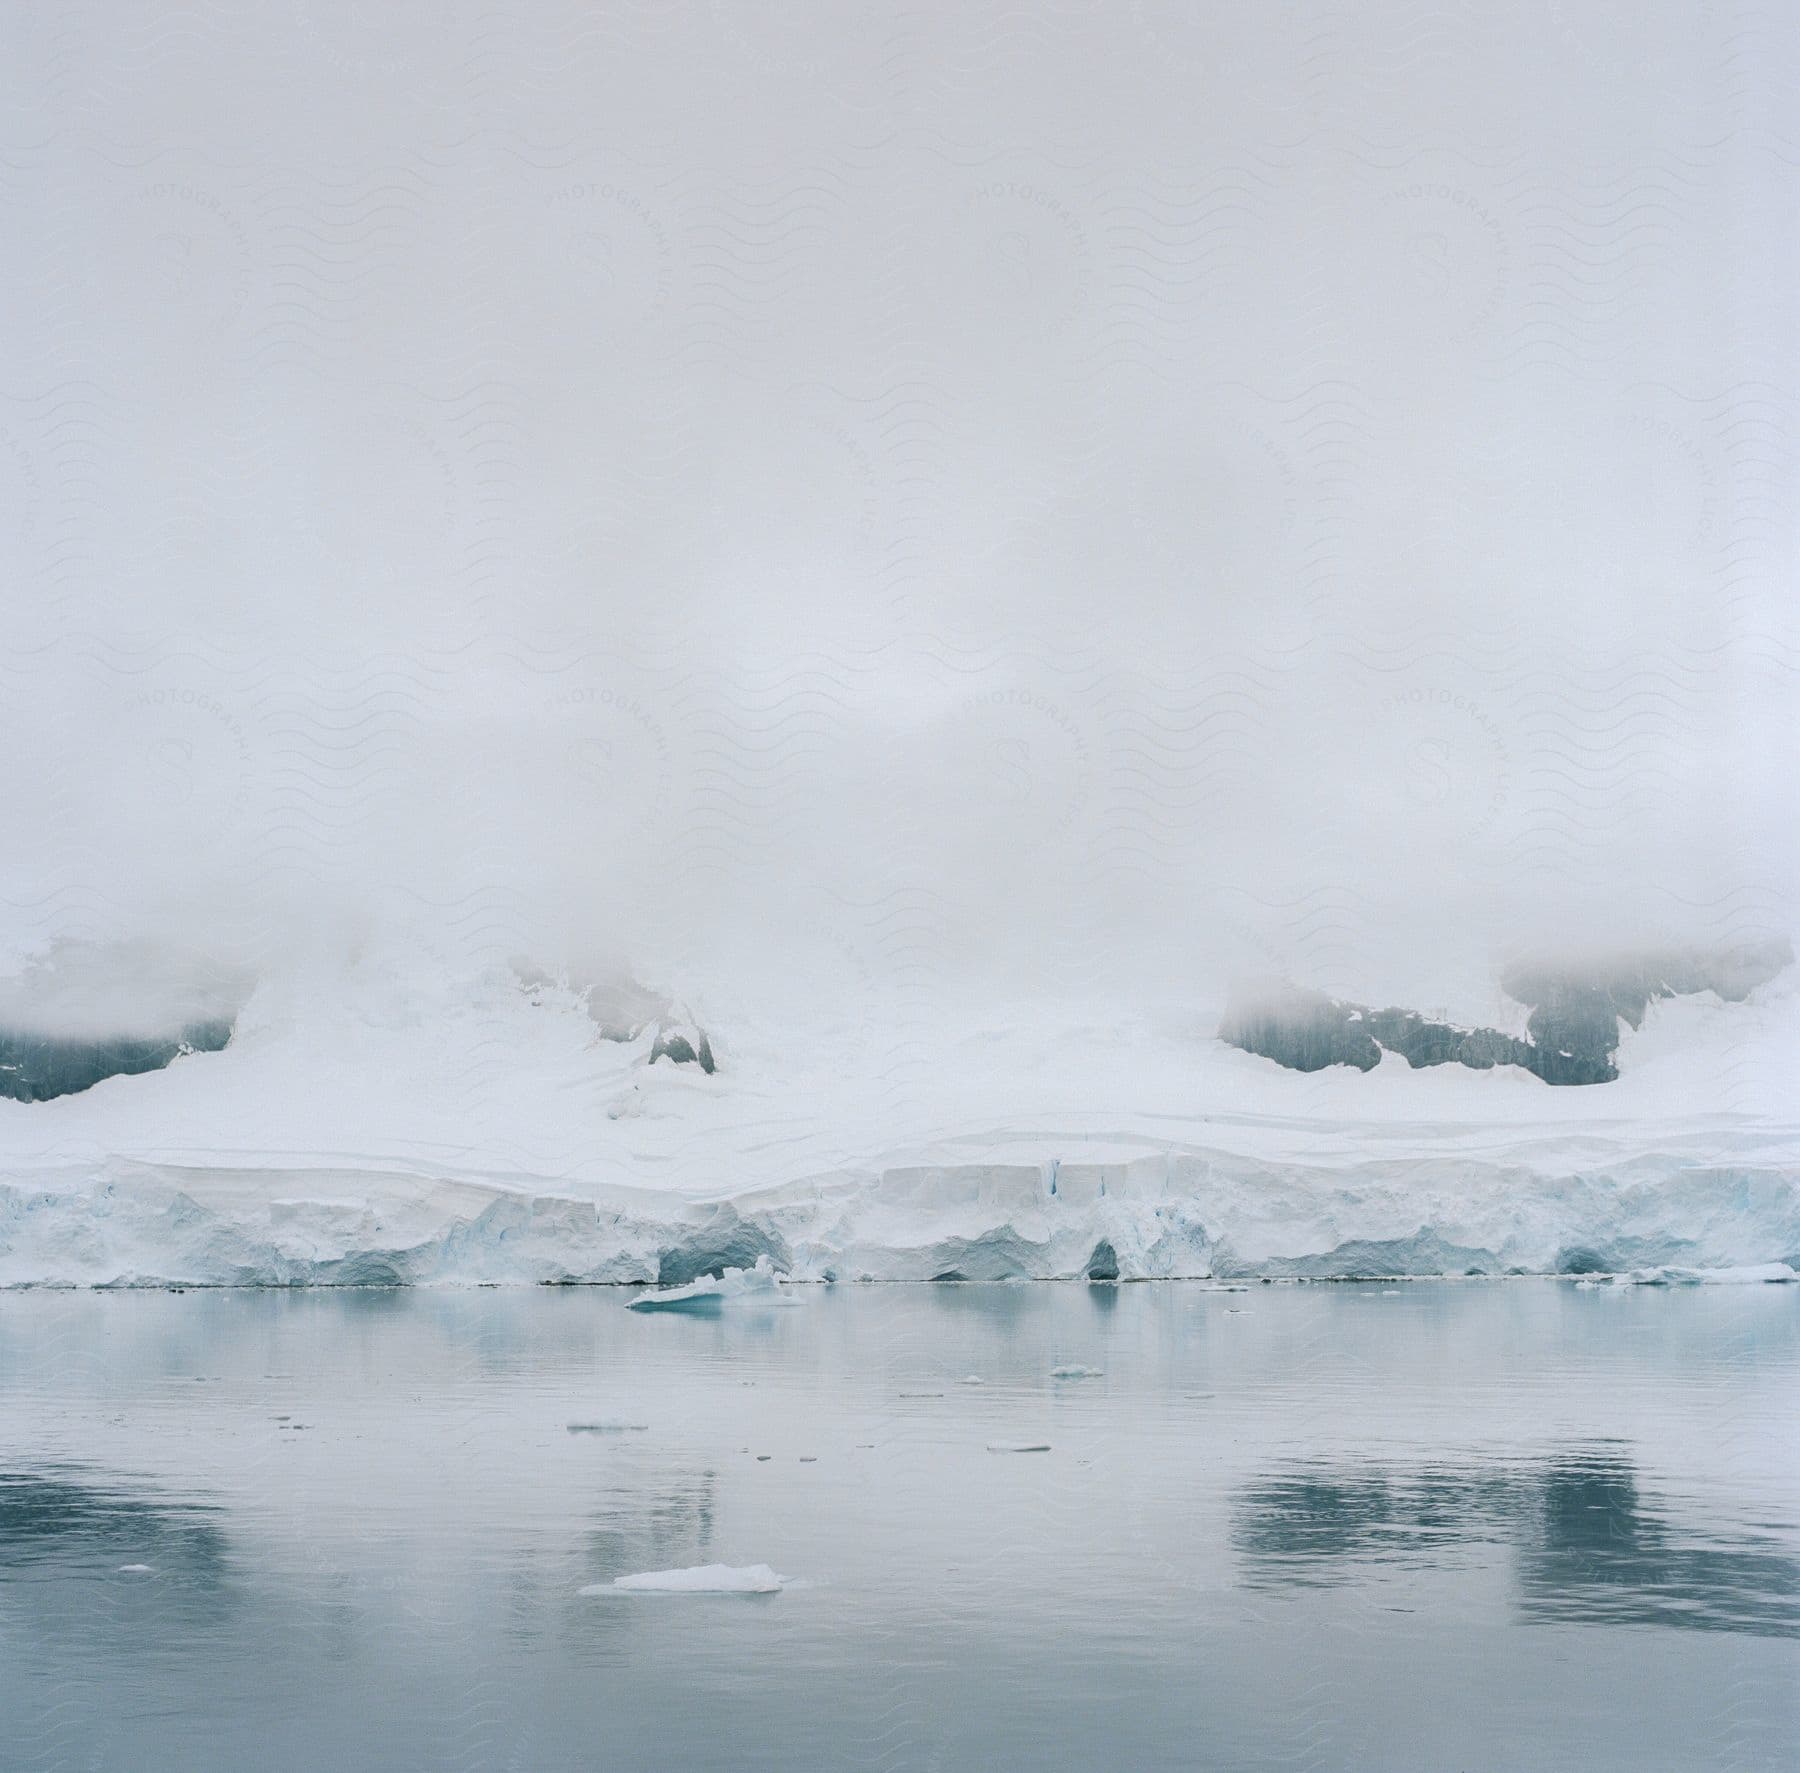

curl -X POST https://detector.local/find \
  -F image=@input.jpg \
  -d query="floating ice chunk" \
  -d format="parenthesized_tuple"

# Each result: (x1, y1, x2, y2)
(116, 1563, 152, 1573)
(987, 1441, 1051, 1453)
(567, 1420, 649, 1433)
(596, 1563, 786, 1595)
(627, 1276, 724, 1313)
(1625, 1262, 1798, 1287)
(628, 1254, 784, 1313)
(1050, 1365, 1102, 1379)
(960, 1375, 985, 1386)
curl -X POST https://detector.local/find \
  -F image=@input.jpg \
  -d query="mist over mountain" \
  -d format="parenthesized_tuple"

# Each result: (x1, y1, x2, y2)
(1, 5, 1793, 1039)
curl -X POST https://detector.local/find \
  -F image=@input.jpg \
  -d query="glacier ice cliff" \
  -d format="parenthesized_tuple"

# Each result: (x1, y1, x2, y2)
(3, 1137, 1795, 1288)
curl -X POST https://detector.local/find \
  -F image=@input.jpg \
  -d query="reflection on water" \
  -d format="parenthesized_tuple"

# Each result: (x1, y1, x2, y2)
(1235, 1446, 1800, 1636)
(582, 1466, 720, 1587)
(0, 1467, 237, 1637)
(1523, 1452, 1800, 1636)
(0, 1468, 229, 1573)
(0, 1282, 1795, 1772)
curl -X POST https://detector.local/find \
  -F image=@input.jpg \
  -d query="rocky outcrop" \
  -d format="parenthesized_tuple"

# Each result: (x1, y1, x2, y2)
(1499, 942, 1792, 1084)
(0, 1020, 235, 1104)
(650, 1025, 715, 1073)
(0, 943, 247, 1104)
(1221, 941, 1792, 1087)
(514, 960, 718, 1073)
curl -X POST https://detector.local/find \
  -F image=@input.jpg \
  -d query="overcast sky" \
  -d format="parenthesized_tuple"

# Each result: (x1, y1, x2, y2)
(1, 4, 1794, 1018)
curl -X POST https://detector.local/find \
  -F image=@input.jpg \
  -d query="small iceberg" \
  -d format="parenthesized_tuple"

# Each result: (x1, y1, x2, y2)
(589, 1563, 787, 1595)
(1625, 1262, 1798, 1287)
(1050, 1365, 1103, 1379)
(987, 1441, 1051, 1453)
(628, 1255, 784, 1313)
(116, 1563, 152, 1573)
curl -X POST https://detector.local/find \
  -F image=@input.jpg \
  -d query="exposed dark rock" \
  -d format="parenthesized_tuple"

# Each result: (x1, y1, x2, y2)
(513, 959, 718, 1073)
(0, 1020, 235, 1104)
(651, 1025, 715, 1074)
(1499, 941, 1792, 1086)
(1502, 940, 1792, 1031)
(1217, 984, 1380, 1073)
(0, 943, 247, 1104)
(1455, 1026, 1528, 1071)
(1220, 940, 1791, 1088)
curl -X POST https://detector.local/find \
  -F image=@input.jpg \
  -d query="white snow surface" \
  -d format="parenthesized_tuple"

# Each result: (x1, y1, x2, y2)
(2, 956, 1797, 1286)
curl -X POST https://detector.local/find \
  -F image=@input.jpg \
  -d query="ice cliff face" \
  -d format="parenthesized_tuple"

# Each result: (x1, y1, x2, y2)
(3, 1141, 1795, 1287)
(1220, 943, 1793, 1086)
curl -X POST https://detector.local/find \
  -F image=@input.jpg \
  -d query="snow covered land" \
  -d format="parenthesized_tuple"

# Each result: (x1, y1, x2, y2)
(2, 941, 1795, 1288)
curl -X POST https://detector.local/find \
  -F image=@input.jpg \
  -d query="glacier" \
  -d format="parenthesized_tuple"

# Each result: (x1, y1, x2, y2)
(0, 948, 1795, 1288)
(4, 1132, 1796, 1289)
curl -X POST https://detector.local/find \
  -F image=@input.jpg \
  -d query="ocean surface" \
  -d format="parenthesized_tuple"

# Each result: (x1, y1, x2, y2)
(2, 1280, 1796, 1771)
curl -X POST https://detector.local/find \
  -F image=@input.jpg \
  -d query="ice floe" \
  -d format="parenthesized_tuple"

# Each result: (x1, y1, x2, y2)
(593, 1563, 787, 1595)
(627, 1254, 783, 1311)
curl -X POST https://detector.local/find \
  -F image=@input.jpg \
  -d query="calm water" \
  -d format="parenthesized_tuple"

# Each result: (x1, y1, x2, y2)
(2, 1281, 1796, 1771)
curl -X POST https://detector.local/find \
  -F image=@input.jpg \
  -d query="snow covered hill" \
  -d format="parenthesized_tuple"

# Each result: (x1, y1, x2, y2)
(1, 946, 1796, 1286)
